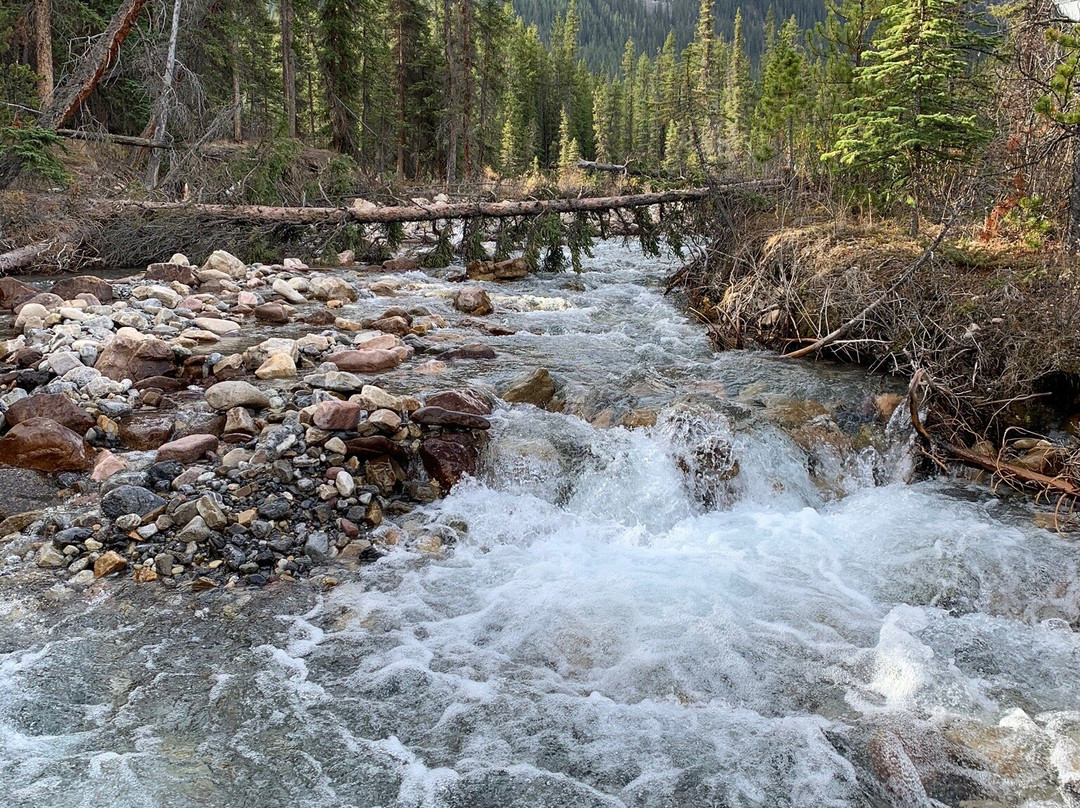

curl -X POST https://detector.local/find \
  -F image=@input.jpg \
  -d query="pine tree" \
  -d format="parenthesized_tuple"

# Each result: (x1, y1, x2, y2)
(319, 0, 364, 157)
(825, 0, 994, 234)
(724, 7, 751, 160)
(753, 15, 807, 169)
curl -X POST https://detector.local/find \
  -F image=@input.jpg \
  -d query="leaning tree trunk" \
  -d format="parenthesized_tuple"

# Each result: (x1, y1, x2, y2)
(0, 0, 150, 190)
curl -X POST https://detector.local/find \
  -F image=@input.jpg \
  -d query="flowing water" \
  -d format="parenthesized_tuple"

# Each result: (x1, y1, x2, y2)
(3, 243, 1080, 807)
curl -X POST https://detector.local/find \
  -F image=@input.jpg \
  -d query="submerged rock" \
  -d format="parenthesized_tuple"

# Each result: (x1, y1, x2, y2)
(502, 368, 555, 407)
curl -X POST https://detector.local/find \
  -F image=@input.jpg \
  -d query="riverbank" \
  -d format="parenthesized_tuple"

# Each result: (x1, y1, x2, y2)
(673, 207, 1080, 514)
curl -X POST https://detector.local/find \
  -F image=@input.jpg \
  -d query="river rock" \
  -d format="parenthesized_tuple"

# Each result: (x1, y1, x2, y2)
(345, 435, 408, 461)
(441, 343, 496, 361)
(50, 275, 114, 303)
(368, 408, 402, 432)
(420, 434, 478, 489)
(356, 384, 416, 412)
(91, 450, 128, 482)
(247, 337, 299, 366)
(467, 257, 528, 281)
(5, 393, 94, 434)
(145, 262, 196, 285)
(46, 351, 84, 376)
(95, 330, 176, 382)
(120, 414, 174, 450)
(205, 381, 270, 411)
(425, 389, 493, 416)
(202, 250, 247, 279)
(369, 315, 410, 335)
(272, 278, 307, 303)
(412, 406, 491, 430)
(307, 371, 364, 393)
(255, 353, 297, 379)
(325, 349, 402, 373)
(194, 317, 242, 336)
(224, 407, 258, 436)
(383, 256, 420, 272)
(310, 276, 358, 302)
(253, 302, 290, 323)
(93, 550, 128, 577)
(132, 284, 181, 308)
(453, 286, 493, 316)
(156, 433, 219, 463)
(502, 368, 555, 407)
(0, 277, 37, 309)
(102, 485, 166, 520)
(0, 418, 93, 471)
(310, 400, 364, 431)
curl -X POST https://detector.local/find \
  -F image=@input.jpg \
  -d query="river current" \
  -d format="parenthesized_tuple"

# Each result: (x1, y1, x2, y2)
(2, 242, 1079, 807)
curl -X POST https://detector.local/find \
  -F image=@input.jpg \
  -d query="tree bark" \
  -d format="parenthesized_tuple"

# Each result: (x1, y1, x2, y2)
(145, 0, 183, 189)
(32, 0, 53, 106)
(231, 37, 242, 142)
(0, 0, 149, 189)
(460, 0, 473, 179)
(1069, 135, 1080, 254)
(281, 0, 297, 139)
(0, 243, 51, 274)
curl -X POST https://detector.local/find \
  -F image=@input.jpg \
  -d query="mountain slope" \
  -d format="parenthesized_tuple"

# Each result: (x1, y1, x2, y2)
(512, 0, 827, 71)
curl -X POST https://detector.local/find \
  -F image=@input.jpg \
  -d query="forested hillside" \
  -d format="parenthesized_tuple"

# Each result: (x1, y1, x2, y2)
(513, 0, 823, 69)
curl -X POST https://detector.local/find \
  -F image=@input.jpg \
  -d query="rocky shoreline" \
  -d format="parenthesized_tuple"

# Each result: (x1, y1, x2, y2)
(0, 250, 553, 590)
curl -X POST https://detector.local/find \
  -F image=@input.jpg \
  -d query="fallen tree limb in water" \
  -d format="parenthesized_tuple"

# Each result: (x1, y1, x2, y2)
(0, 243, 52, 274)
(908, 368, 1080, 501)
(108, 180, 782, 226)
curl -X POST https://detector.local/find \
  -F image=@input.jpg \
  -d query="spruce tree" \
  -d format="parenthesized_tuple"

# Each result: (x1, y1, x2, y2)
(825, 0, 993, 234)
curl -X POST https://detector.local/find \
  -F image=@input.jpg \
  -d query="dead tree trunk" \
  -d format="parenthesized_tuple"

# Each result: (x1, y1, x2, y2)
(145, 0, 183, 189)
(0, 243, 52, 274)
(0, 0, 150, 189)
(117, 182, 779, 225)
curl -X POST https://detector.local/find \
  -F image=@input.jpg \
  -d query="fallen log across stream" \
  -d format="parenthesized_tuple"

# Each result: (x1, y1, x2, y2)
(0, 243, 53, 274)
(109, 179, 782, 226)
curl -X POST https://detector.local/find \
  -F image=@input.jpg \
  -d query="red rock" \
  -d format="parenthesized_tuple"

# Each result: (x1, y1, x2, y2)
(5, 393, 94, 434)
(254, 302, 290, 323)
(411, 406, 490, 430)
(420, 435, 479, 489)
(369, 315, 410, 335)
(310, 400, 364, 431)
(382, 256, 420, 272)
(156, 433, 219, 463)
(8, 347, 43, 368)
(325, 349, 402, 373)
(95, 332, 176, 382)
(344, 435, 409, 461)
(91, 450, 128, 481)
(145, 263, 196, 285)
(0, 277, 37, 310)
(0, 417, 94, 471)
(50, 275, 114, 302)
(424, 390, 492, 416)
(304, 309, 337, 326)
(355, 334, 399, 351)
(133, 376, 182, 393)
(15, 292, 63, 312)
(120, 415, 174, 450)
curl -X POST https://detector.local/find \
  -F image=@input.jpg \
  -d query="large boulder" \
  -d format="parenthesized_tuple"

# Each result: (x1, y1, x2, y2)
(95, 330, 177, 382)
(0, 277, 37, 310)
(0, 417, 94, 472)
(145, 262, 196, 285)
(201, 250, 247, 279)
(49, 275, 114, 303)
(5, 393, 94, 434)
(309, 276, 358, 302)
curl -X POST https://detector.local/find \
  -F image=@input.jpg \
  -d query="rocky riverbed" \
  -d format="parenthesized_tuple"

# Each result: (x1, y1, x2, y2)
(0, 249, 564, 590)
